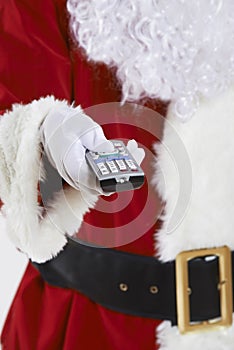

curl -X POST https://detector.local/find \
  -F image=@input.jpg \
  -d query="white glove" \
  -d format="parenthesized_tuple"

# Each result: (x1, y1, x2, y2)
(126, 139, 145, 166)
(40, 105, 145, 194)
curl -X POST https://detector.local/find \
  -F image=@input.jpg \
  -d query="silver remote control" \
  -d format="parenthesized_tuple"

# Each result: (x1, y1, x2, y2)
(85, 140, 145, 193)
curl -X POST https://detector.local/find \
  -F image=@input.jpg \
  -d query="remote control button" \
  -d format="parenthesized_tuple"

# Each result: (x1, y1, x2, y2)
(119, 151, 128, 155)
(126, 159, 137, 170)
(116, 159, 127, 170)
(90, 152, 99, 160)
(113, 142, 122, 147)
(106, 160, 118, 173)
(99, 150, 119, 157)
(97, 162, 110, 175)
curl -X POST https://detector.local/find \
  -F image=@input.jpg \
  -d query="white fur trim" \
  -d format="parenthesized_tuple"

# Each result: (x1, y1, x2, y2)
(156, 321, 234, 350)
(153, 87, 234, 348)
(0, 96, 98, 263)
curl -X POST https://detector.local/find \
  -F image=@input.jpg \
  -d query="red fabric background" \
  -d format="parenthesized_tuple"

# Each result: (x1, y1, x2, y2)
(0, 1, 167, 349)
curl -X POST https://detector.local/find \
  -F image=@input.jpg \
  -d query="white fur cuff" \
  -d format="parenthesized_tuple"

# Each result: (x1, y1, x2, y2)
(0, 96, 98, 263)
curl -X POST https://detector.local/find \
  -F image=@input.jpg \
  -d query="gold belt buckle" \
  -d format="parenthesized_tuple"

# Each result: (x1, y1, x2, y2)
(175, 246, 233, 334)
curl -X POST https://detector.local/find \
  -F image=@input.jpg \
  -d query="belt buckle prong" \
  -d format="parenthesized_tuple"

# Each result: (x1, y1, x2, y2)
(175, 246, 233, 334)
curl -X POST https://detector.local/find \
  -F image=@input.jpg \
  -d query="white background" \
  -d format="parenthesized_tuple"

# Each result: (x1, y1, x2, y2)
(0, 214, 27, 347)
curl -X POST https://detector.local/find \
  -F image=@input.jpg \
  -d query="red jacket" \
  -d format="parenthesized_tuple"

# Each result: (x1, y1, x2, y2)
(0, 1, 167, 349)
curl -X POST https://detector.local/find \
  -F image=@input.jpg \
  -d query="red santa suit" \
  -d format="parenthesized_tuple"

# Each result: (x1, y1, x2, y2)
(0, 1, 165, 349)
(1, 1, 234, 350)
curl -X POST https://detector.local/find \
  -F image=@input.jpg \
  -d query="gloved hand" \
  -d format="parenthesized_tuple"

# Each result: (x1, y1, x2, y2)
(40, 105, 145, 194)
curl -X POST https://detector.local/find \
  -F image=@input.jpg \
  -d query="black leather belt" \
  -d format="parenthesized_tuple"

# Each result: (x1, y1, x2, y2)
(33, 237, 234, 330)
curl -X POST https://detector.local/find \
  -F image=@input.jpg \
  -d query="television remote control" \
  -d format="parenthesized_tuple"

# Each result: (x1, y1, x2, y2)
(85, 140, 145, 193)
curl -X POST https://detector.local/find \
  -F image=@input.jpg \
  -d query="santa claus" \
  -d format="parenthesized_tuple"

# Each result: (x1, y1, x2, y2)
(0, 0, 234, 349)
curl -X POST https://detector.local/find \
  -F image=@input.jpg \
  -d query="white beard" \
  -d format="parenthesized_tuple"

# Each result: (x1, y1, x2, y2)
(67, 0, 234, 120)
